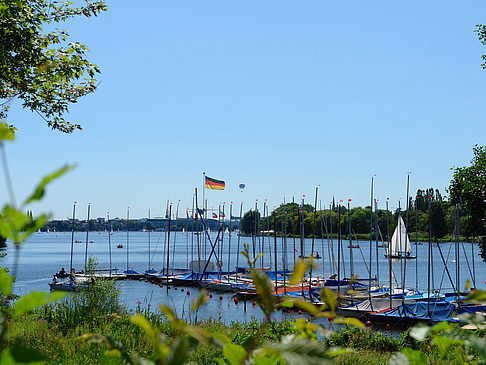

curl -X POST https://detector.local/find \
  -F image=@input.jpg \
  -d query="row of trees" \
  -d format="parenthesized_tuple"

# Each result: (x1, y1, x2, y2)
(43, 220, 207, 232)
(240, 191, 467, 239)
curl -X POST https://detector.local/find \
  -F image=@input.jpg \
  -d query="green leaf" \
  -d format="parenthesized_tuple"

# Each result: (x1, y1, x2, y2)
(332, 317, 364, 328)
(0, 123, 15, 142)
(401, 348, 428, 364)
(465, 289, 486, 303)
(388, 352, 410, 365)
(251, 268, 275, 315)
(261, 335, 332, 365)
(25, 164, 75, 204)
(280, 297, 321, 317)
(0, 268, 13, 296)
(431, 335, 460, 359)
(223, 343, 247, 365)
(320, 287, 337, 312)
(166, 336, 198, 365)
(409, 324, 430, 342)
(0, 205, 50, 244)
(14, 291, 65, 317)
(287, 260, 307, 286)
(191, 289, 209, 312)
(81, 333, 133, 364)
(0, 344, 43, 364)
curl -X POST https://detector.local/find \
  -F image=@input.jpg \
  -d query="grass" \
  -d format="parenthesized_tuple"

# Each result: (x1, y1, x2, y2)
(2, 274, 481, 364)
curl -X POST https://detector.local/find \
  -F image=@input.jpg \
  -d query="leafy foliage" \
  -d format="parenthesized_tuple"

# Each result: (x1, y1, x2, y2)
(449, 145, 486, 259)
(0, 0, 107, 132)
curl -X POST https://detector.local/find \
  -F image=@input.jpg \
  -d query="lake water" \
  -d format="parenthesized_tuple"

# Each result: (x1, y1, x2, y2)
(3, 231, 484, 324)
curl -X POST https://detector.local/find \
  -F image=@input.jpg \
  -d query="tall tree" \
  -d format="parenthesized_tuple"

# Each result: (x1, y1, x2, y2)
(0, 0, 107, 132)
(449, 145, 486, 259)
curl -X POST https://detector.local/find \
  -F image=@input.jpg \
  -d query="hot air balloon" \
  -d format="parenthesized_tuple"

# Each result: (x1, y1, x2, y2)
(239, 183, 245, 191)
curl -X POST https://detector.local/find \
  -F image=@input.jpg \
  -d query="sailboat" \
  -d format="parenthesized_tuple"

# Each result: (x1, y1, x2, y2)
(385, 216, 416, 259)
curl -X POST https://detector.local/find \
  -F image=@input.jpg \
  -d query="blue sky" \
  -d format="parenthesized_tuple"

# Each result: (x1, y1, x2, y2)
(2, 1, 486, 219)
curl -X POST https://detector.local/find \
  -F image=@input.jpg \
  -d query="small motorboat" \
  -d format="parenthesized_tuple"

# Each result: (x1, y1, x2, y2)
(49, 277, 88, 292)
(117, 244, 123, 248)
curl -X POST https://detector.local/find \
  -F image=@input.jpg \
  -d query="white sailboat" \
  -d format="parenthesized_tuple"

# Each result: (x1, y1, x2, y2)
(385, 216, 416, 259)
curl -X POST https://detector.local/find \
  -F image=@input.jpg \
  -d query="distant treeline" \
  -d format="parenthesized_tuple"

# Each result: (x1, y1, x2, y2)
(43, 188, 469, 240)
(241, 188, 468, 240)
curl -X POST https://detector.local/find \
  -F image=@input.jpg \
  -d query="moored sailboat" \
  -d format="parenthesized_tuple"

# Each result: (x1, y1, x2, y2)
(385, 216, 416, 259)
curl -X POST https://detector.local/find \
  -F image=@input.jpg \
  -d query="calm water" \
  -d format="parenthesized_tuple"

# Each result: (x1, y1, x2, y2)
(3, 231, 484, 323)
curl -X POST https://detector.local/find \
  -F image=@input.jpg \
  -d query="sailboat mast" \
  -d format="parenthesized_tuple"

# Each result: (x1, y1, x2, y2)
(227, 202, 232, 282)
(368, 176, 374, 305)
(329, 203, 336, 275)
(427, 197, 431, 315)
(236, 202, 243, 275)
(148, 208, 151, 270)
(292, 197, 296, 267)
(300, 196, 305, 298)
(402, 173, 411, 304)
(348, 199, 354, 278)
(107, 212, 112, 277)
(337, 203, 341, 295)
(309, 187, 318, 298)
(387, 199, 392, 310)
(166, 204, 172, 277)
(70, 202, 76, 273)
(126, 206, 130, 272)
(415, 199, 418, 290)
(273, 212, 278, 293)
(84, 203, 90, 271)
(283, 204, 287, 295)
(191, 196, 195, 268)
(262, 200, 266, 267)
(374, 199, 379, 284)
(171, 200, 180, 269)
(301, 196, 305, 258)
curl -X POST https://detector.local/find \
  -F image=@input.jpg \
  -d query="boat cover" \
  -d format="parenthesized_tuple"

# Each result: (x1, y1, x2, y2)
(324, 279, 368, 289)
(371, 301, 456, 322)
(341, 298, 416, 312)
(457, 305, 486, 314)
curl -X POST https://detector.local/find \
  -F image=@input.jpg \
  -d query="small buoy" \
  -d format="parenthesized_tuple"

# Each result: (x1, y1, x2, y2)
(327, 317, 333, 322)
(209, 294, 213, 298)
(234, 298, 239, 304)
(386, 324, 391, 331)
(159, 284, 163, 287)
(206, 293, 210, 296)
(252, 301, 256, 306)
(174, 288, 178, 290)
(298, 310, 302, 315)
(186, 291, 190, 295)
(181, 288, 184, 292)
(168, 286, 171, 289)
(129, 278, 132, 281)
(219, 296, 223, 300)
(366, 321, 372, 327)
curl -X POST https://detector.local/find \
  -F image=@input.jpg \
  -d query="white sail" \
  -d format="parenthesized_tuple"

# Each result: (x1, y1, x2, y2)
(390, 216, 411, 255)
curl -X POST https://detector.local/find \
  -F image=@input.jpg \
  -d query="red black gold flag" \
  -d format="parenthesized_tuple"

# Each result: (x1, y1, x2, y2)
(205, 176, 225, 190)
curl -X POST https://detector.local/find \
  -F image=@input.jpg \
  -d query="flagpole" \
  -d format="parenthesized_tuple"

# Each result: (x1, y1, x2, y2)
(202, 172, 206, 217)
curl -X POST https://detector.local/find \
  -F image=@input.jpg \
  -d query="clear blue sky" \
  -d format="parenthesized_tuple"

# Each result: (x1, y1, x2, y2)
(2, 1, 486, 219)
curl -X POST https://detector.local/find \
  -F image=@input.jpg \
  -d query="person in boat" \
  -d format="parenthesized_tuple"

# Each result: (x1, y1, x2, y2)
(52, 275, 57, 283)
(315, 252, 321, 259)
(58, 267, 66, 276)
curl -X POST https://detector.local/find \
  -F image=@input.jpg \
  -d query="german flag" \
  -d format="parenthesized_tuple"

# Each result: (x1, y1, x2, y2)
(205, 176, 225, 190)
